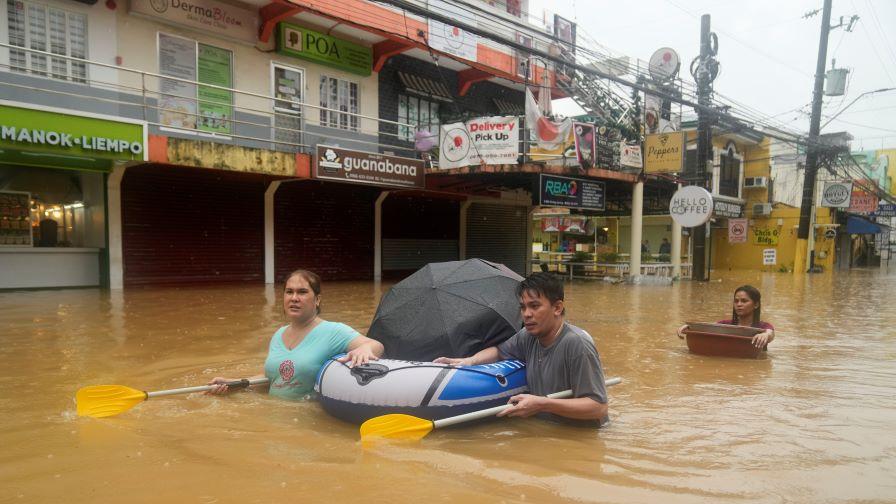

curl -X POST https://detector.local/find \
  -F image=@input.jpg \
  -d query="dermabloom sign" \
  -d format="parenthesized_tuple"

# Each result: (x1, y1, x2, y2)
(131, 0, 259, 44)
(315, 145, 424, 189)
(669, 185, 713, 227)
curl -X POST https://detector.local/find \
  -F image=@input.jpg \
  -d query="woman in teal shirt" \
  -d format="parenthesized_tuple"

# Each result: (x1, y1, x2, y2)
(208, 269, 384, 400)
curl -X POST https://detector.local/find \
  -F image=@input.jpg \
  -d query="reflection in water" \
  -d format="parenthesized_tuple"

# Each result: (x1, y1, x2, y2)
(1, 272, 895, 502)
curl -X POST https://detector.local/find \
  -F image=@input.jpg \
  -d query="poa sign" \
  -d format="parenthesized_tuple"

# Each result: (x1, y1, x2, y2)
(669, 185, 712, 227)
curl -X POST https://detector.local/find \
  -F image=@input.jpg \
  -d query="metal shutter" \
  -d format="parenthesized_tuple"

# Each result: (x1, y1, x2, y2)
(465, 203, 528, 276)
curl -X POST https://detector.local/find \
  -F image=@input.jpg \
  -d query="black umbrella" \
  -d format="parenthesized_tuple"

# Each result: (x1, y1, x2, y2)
(368, 259, 524, 361)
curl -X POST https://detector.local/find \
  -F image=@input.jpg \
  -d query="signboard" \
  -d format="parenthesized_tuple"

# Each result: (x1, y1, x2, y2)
(0, 103, 146, 165)
(752, 227, 779, 246)
(849, 188, 879, 214)
(0, 191, 32, 246)
(644, 132, 684, 173)
(130, 0, 259, 44)
(315, 145, 424, 189)
(573, 122, 595, 170)
(438, 117, 518, 169)
(728, 218, 748, 244)
(159, 34, 233, 133)
(619, 142, 642, 169)
(763, 248, 777, 265)
(872, 203, 896, 217)
(277, 22, 372, 76)
(595, 126, 620, 170)
(713, 199, 743, 218)
(427, 0, 478, 61)
(669, 185, 712, 227)
(821, 181, 853, 208)
(197, 44, 233, 133)
(539, 174, 605, 211)
(824, 228, 837, 239)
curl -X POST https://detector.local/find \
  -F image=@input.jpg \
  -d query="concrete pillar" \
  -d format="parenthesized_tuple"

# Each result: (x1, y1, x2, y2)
(672, 184, 682, 278)
(264, 180, 282, 284)
(107, 166, 127, 290)
(374, 191, 390, 281)
(629, 181, 644, 277)
(459, 200, 472, 260)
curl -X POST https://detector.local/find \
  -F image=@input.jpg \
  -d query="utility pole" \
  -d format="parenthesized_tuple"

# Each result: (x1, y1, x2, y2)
(692, 14, 717, 282)
(795, 0, 833, 274)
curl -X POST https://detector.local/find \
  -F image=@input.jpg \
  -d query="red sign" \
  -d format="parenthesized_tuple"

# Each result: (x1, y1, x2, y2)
(728, 218, 748, 244)
(848, 188, 879, 214)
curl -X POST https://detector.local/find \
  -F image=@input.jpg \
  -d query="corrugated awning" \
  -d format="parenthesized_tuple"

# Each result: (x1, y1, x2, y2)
(493, 97, 524, 116)
(397, 71, 453, 102)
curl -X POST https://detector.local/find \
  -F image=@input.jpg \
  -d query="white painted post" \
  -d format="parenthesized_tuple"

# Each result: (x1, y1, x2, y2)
(630, 181, 644, 278)
(374, 191, 390, 281)
(107, 166, 127, 290)
(264, 180, 282, 284)
(672, 183, 682, 279)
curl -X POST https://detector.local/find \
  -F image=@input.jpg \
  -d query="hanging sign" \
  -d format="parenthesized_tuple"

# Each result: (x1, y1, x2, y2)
(644, 132, 684, 173)
(573, 122, 595, 170)
(872, 203, 896, 217)
(752, 227, 779, 246)
(315, 145, 424, 189)
(619, 142, 643, 169)
(669, 185, 712, 227)
(539, 174, 605, 211)
(278, 22, 372, 76)
(821, 181, 853, 208)
(728, 218, 748, 244)
(130, 0, 259, 44)
(763, 248, 777, 265)
(438, 116, 518, 169)
(427, 0, 478, 61)
(713, 199, 744, 218)
(848, 188, 879, 214)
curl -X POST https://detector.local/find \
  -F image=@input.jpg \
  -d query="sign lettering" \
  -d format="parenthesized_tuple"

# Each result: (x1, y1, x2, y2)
(538, 174, 605, 211)
(752, 227, 779, 246)
(278, 22, 372, 76)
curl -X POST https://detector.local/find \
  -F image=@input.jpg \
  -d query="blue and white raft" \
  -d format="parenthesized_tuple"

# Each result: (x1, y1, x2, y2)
(315, 356, 527, 424)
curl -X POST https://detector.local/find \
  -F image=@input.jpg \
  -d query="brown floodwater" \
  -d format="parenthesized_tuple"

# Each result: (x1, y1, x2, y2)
(2, 270, 895, 503)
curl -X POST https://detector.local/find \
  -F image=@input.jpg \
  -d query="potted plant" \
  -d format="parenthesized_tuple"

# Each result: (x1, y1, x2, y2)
(568, 251, 593, 276)
(597, 251, 620, 263)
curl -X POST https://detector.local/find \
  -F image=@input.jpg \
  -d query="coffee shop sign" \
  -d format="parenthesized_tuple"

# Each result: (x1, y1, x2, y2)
(670, 185, 713, 228)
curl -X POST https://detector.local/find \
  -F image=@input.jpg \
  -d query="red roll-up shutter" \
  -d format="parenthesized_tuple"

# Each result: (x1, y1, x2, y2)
(274, 181, 380, 282)
(121, 165, 267, 285)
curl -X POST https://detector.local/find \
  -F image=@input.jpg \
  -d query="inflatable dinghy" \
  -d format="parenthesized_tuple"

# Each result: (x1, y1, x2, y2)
(315, 356, 526, 424)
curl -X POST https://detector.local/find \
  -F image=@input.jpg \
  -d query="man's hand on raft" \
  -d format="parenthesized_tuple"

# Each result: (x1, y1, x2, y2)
(497, 394, 546, 418)
(337, 347, 380, 367)
(433, 357, 473, 366)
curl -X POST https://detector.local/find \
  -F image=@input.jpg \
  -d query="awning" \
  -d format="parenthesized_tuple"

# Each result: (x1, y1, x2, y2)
(397, 71, 453, 102)
(493, 97, 524, 116)
(846, 216, 882, 234)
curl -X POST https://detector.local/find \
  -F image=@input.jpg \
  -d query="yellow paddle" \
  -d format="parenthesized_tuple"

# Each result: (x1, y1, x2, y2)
(76, 377, 269, 418)
(360, 376, 622, 441)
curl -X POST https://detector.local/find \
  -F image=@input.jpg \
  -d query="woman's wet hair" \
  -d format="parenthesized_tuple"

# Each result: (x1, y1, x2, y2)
(286, 269, 322, 314)
(517, 272, 565, 315)
(732, 284, 761, 326)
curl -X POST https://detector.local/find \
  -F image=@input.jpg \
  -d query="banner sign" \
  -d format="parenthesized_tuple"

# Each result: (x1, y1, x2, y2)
(539, 174, 605, 211)
(427, 0, 478, 61)
(713, 199, 743, 218)
(669, 185, 712, 227)
(763, 248, 777, 265)
(728, 218, 748, 244)
(197, 44, 233, 133)
(644, 132, 684, 173)
(541, 216, 588, 233)
(0, 104, 145, 163)
(573, 122, 595, 170)
(595, 126, 620, 170)
(752, 227, 779, 246)
(821, 181, 853, 208)
(438, 117, 517, 169)
(848, 188, 879, 214)
(619, 142, 643, 169)
(872, 203, 896, 217)
(131, 0, 259, 44)
(316, 145, 424, 189)
(278, 22, 372, 76)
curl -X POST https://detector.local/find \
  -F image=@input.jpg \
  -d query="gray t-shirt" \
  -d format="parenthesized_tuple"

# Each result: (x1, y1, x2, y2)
(497, 322, 607, 425)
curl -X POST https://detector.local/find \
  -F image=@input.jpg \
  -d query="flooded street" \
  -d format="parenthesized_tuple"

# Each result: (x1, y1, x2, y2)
(2, 271, 895, 503)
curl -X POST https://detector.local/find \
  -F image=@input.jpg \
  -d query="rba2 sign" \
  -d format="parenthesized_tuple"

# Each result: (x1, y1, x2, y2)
(821, 182, 852, 208)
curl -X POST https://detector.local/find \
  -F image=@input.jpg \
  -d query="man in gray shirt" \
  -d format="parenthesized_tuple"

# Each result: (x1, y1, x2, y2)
(435, 272, 608, 425)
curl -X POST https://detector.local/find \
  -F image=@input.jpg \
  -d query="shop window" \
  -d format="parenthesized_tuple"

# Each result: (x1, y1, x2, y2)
(6, 0, 88, 83)
(272, 63, 304, 151)
(319, 75, 359, 131)
(157, 33, 234, 134)
(719, 152, 741, 198)
(398, 94, 439, 142)
(506, 0, 522, 17)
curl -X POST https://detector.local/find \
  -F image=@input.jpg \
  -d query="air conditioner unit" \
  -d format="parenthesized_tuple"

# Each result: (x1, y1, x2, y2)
(744, 176, 768, 188)
(752, 203, 773, 216)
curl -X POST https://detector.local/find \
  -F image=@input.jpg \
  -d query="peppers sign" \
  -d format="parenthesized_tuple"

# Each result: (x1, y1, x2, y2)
(278, 22, 372, 76)
(821, 181, 852, 208)
(644, 132, 684, 173)
(669, 185, 712, 227)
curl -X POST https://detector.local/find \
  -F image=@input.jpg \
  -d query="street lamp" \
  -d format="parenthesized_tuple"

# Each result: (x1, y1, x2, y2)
(821, 87, 896, 129)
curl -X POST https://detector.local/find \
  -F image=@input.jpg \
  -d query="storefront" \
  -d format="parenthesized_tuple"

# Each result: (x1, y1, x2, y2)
(0, 102, 145, 289)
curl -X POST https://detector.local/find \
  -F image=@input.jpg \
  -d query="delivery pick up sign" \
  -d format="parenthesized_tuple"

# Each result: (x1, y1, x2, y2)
(670, 186, 713, 228)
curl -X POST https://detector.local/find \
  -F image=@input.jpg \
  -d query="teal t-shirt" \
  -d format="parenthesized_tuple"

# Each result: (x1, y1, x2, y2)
(264, 321, 359, 400)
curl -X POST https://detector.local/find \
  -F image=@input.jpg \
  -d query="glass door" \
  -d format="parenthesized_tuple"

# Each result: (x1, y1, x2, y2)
(271, 63, 304, 151)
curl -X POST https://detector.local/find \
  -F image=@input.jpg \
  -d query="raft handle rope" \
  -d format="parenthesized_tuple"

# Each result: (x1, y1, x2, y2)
(330, 358, 524, 386)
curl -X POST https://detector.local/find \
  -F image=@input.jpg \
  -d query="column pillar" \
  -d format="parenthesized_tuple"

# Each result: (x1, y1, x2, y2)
(107, 166, 127, 290)
(629, 181, 644, 277)
(264, 180, 282, 284)
(374, 191, 390, 281)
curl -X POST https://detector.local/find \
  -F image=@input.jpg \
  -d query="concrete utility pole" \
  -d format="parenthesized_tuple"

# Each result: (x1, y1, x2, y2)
(795, 0, 834, 274)
(692, 14, 717, 282)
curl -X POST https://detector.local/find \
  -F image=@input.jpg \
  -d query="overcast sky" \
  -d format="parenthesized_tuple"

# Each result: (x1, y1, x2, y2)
(527, 0, 896, 151)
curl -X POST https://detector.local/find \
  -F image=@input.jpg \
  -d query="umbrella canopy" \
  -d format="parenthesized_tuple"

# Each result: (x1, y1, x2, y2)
(368, 259, 524, 361)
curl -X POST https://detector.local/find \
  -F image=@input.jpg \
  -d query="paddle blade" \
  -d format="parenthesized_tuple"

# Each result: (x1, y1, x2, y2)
(76, 385, 148, 418)
(360, 414, 434, 441)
